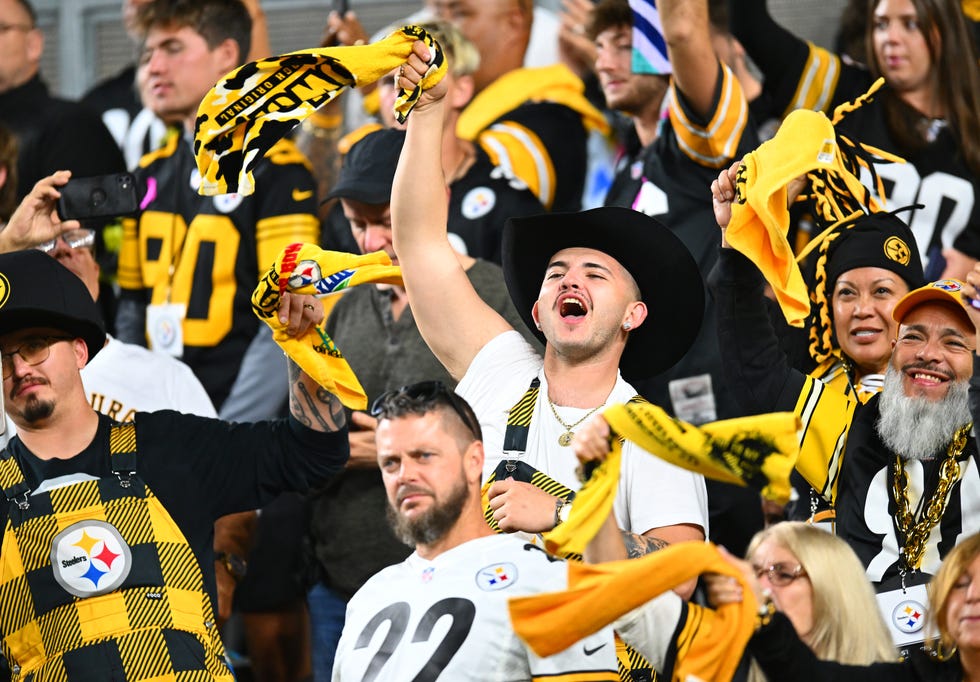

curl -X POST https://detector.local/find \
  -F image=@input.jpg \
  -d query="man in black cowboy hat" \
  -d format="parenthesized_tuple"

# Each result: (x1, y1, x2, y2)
(389, 43, 708, 588)
(0, 249, 348, 680)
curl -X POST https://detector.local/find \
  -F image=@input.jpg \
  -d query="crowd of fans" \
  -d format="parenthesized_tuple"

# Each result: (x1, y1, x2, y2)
(3, 0, 980, 679)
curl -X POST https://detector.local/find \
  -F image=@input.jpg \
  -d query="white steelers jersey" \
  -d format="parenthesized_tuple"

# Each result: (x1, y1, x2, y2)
(332, 533, 619, 681)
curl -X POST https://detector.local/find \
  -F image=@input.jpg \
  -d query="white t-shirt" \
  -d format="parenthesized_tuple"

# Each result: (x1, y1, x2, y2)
(81, 336, 217, 420)
(456, 331, 709, 537)
(332, 533, 619, 681)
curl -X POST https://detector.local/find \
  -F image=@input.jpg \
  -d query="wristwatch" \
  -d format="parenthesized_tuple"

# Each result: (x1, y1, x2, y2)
(554, 498, 573, 528)
(215, 551, 248, 583)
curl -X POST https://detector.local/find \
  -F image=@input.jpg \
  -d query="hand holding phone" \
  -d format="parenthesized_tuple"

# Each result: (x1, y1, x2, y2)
(56, 173, 140, 221)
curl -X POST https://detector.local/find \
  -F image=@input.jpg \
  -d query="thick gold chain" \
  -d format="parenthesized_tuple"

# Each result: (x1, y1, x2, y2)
(891, 425, 970, 572)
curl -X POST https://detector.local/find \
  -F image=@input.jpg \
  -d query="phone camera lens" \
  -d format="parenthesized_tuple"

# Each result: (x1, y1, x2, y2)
(90, 188, 107, 207)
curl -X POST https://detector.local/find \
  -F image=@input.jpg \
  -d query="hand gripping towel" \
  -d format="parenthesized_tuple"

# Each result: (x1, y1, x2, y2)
(726, 78, 904, 326)
(252, 242, 403, 409)
(194, 25, 447, 196)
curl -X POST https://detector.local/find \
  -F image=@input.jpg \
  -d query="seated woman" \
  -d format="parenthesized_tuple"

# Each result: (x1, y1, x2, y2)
(706, 522, 896, 681)
(721, 531, 980, 681)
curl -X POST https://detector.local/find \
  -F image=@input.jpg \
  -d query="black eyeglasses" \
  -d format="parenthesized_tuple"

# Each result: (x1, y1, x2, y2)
(370, 380, 481, 439)
(1, 335, 73, 379)
(754, 563, 808, 587)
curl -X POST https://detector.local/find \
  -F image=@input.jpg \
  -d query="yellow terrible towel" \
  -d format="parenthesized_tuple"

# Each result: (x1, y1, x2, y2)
(194, 25, 447, 196)
(541, 403, 799, 558)
(726, 79, 903, 326)
(252, 243, 403, 409)
(509, 541, 757, 682)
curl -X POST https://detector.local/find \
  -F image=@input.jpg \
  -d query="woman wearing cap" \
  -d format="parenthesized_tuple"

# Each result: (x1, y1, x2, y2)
(704, 522, 896, 681)
(728, 0, 980, 281)
(715, 532, 980, 682)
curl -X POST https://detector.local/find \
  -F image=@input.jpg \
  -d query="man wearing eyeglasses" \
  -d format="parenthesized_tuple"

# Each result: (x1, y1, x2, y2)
(333, 380, 688, 681)
(0, 0, 124, 199)
(0, 248, 349, 680)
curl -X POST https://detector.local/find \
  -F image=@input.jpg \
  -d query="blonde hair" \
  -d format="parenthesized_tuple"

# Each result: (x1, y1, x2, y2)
(413, 20, 480, 79)
(745, 523, 896, 681)
(928, 532, 980, 659)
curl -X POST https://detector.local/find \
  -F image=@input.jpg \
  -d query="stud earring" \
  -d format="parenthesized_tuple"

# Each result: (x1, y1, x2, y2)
(623, 322, 632, 331)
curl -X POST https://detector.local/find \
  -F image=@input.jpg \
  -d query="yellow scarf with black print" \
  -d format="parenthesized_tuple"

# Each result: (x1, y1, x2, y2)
(194, 25, 446, 196)
(252, 243, 403, 410)
(726, 78, 904, 327)
(542, 402, 800, 559)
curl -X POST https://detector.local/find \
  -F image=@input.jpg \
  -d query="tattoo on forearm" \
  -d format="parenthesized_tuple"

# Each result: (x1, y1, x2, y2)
(288, 360, 347, 431)
(622, 531, 669, 558)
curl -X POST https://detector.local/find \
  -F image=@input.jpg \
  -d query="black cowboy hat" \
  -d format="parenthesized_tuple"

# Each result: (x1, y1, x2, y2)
(502, 206, 704, 381)
(0, 249, 105, 362)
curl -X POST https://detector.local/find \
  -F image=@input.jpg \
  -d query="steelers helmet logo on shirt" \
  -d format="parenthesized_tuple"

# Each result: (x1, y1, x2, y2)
(214, 192, 244, 213)
(892, 599, 926, 635)
(475, 562, 517, 591)
(50, 520, 133, 598)
(461, 187, 496, 220)
(883, 236, 911, 266)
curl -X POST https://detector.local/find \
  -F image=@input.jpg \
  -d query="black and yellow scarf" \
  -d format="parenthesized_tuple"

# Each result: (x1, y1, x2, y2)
(194, 25, 446, 196)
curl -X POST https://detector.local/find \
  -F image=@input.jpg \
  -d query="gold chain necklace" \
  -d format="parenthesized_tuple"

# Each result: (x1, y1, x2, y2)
(891, 424, 970, 573)
(547, 396, 604, 447)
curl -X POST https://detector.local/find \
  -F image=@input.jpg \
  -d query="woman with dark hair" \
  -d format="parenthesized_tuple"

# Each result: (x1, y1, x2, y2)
(729, 0, 980, 280)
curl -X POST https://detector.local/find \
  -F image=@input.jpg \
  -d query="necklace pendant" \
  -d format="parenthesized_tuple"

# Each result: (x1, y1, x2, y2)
(558, 431, 573, 447)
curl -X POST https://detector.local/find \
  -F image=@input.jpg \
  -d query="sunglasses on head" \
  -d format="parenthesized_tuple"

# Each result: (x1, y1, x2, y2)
(370, 380, 481, 439)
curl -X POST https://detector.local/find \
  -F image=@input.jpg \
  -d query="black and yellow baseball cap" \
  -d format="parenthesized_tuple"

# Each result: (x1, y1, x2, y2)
(0, 250, 105, 361)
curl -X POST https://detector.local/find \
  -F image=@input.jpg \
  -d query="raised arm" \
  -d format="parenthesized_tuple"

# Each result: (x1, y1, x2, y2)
(0, 171, 80, 253)
(660, 0, 719, 119)
(391, 43, 514, 381)
(279, 292, 347, 434)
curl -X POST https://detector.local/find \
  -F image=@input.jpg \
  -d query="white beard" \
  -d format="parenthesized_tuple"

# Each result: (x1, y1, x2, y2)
(876, 364, 971, 460)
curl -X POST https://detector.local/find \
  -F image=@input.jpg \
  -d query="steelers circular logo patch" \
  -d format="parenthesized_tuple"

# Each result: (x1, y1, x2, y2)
(0, 272, 9, 309)
(892, 598, 926, 635)
(883, 236, 911, 266)
(50, 520, 132, 598)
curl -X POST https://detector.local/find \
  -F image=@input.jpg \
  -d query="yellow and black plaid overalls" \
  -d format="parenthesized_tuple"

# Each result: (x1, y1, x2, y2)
(0, 423, 232, 681)
(481, 378, 656, 682)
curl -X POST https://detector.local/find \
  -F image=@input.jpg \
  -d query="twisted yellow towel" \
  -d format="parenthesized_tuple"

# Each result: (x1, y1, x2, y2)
(726, 79, 903, 326)
(194, 25, 447, 196)
(541, 403, 799, 558)
(252, 243, 403, 409)
(509, 541, 757, 682)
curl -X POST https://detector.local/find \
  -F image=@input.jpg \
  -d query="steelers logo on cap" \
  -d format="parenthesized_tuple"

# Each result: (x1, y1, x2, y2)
(0, 272, 9, 309)
(884, 236, 911, 266)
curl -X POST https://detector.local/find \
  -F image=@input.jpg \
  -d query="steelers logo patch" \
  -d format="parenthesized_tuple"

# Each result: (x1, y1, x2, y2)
(931, 279, 963, 292)
(892, 598, 926, 635)
(461, 187, 496, 220)
(883, 236, 911, 266)
(0, 272, 10, 309)
(51, 520, 132, 598)
(214, 192, 244, 213)
(475, 562, 517, 591)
